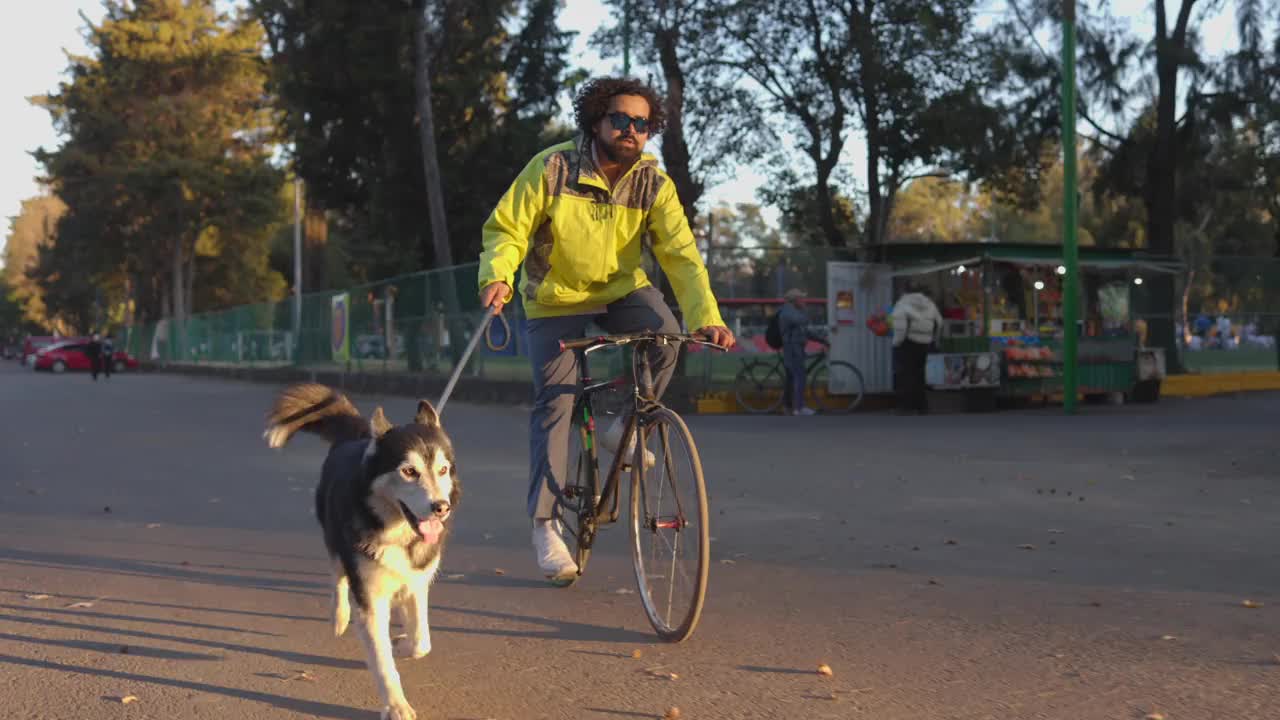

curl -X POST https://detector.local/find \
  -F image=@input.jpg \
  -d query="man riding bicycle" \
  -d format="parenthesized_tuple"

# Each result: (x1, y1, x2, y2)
(477, 77, 735, 584)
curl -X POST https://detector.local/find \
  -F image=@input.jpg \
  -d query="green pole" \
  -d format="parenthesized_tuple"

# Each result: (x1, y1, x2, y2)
(1061, 0, 1079, 414)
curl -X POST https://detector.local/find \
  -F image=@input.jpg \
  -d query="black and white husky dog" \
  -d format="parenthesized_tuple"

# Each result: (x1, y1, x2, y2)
(264, 383, 459, 720)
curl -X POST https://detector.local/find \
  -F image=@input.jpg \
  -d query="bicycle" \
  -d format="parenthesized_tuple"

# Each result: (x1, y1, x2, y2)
(733, 343, 865, 414)
(552, 331, 725, 643)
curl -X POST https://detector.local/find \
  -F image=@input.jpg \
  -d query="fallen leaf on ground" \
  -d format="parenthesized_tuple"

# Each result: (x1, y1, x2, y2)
(284, 670, 316, 682)
(817, 663, 834, 676)
(1144, 713, 1166, 720)
(493, 568, 505, 576)
(65, 600, 96, 609)
(719, 559, 736, 565)
(115, 695, 139, 704)
(663, 708, 682, 720)
(631, 649, 643, 659)
(23, 593, 51, 600)
(1017, 544, 1037, 551)
(1242, 599, 1263, 609)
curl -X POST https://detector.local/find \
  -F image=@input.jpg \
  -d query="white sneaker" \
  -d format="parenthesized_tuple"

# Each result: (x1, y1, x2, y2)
(601, 416, 655, 468)
(794, 407, 817, 416)
(532, 519, 577, 583)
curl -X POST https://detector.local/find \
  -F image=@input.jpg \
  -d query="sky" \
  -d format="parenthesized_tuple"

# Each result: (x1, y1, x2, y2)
(1, 0, 1243, 260)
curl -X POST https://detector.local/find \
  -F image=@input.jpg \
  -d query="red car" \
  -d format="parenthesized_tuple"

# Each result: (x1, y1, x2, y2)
(21, 335, 61, 367)
(34, 340, 139, 374)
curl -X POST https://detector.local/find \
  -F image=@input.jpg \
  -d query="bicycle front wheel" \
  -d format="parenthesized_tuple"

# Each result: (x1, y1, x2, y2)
(630, 407, 710, 642)
(809, 360, 865, 413)
(733, 359, 785, 414)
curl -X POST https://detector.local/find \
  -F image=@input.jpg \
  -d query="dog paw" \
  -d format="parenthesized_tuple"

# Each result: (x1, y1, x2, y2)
(381, 701, 417, 720)
(393, 634, 430, 659)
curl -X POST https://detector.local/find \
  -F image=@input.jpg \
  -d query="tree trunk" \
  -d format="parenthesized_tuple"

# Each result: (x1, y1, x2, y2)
(171, 238, 185, 360)
(1143, 0, 1196, 372)
(184, 240, 196, 326)
(655, 27, 703, 225)
(304, 205, 327, 293)
(413, 0, 465, 365)
(814, 166, 842, 248)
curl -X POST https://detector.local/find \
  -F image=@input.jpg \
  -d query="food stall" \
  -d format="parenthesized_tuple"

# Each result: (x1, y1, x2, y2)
(880, 243, 1178, 404)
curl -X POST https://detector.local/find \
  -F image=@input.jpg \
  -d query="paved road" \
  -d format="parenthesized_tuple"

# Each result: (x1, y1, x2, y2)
(1, 360, 1278, 719)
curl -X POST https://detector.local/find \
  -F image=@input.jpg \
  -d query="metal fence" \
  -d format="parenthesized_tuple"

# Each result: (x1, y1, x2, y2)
(119, 250, 1280, 386)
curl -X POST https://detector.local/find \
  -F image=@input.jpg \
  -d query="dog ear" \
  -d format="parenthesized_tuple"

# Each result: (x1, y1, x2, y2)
(369, 407, 392, 437)
(414, 400, 439, 428)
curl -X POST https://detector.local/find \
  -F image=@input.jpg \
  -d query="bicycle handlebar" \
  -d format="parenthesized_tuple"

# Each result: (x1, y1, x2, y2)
(559, 332, 728, 354)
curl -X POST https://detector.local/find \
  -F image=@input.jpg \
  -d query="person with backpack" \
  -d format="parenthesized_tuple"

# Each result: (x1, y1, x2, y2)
(772, 288, 823, 415)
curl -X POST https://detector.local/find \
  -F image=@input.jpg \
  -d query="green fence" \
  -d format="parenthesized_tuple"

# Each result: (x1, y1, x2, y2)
(119, 247, 850, 387)
(120, 251, 1280, 384)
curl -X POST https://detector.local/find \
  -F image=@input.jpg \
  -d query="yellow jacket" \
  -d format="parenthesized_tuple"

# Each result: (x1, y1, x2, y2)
(478, 137, 724, 331)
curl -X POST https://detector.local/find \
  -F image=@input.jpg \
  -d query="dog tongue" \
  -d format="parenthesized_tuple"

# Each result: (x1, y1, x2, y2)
(418, 517, 444, 543)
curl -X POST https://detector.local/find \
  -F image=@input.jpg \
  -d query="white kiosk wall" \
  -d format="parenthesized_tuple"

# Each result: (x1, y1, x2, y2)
(826, 261, 894, 393)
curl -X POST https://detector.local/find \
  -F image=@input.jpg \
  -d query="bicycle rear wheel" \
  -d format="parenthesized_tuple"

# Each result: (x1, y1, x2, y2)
(555, 409, 599, 582)
(808, 359, 865, 413)
(733, 359, 785, 414)
(629, 407, 710, 642)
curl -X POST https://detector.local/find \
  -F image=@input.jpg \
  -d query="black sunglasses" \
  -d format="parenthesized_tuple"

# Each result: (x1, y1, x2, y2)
(606, 112, 650, 135)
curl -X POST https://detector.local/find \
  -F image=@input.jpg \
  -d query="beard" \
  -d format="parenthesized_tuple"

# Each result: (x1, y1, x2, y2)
(598, 134, 642, 164)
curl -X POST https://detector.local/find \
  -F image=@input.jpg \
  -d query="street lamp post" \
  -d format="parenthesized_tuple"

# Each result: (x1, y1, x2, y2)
(1061, 0, 1080, 414)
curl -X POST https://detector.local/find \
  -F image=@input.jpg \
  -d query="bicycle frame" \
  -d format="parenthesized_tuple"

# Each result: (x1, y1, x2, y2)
(743, 348, 830, 377)
(572, 342, 657, 526)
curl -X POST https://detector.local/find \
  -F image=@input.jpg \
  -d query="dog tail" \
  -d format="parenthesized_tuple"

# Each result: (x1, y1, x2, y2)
(264, 383, 368, 449)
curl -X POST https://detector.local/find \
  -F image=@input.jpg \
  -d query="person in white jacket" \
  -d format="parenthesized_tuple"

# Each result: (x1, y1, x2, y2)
(891, 285, 943, 414)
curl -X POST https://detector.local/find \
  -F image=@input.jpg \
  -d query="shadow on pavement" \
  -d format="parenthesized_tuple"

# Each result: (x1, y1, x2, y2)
(0, 612, 363, 669)
(0, 547, 327, 597)
(0, 653, 368, 719)
(0, 631, 220, 661)
(0, 588, 327, 624)
(0, 602, 280, 636)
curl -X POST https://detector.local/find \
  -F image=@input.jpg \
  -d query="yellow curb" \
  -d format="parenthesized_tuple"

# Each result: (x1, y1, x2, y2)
(1162, 371, 1280, 398)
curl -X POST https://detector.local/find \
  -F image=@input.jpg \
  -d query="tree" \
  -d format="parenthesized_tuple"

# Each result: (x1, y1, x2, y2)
(35, 0, 285, 343)
(253, 0, 577, 281)
(593, 0, 753, 226)
(713, 1, 859, 248)
(3, 193, 66, 330)
(1010, 0, 1277, 366)
(711, 0, 1054, 253)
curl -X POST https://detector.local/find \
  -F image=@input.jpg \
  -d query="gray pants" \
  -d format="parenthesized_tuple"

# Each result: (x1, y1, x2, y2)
(525, 286, 679, 519)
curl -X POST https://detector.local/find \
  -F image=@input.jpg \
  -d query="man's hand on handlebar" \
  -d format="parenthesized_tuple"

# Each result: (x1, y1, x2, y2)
(479, 281, 511, 315)
(696, 325, 735, 350)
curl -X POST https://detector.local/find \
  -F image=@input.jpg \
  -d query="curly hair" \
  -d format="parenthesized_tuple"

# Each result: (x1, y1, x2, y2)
(572, 77, 666, 137)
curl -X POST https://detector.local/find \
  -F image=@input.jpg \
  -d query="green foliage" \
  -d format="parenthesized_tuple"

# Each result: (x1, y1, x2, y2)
(252, 0, 576, 279)
(34, 0, 285, 327)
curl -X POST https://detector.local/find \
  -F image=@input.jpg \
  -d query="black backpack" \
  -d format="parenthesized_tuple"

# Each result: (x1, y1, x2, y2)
(765, 311, 784, 350)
